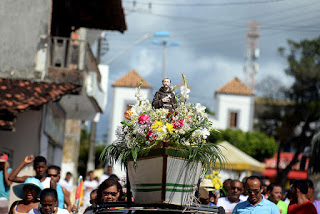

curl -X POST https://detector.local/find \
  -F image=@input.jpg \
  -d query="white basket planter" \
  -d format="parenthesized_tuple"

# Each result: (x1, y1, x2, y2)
(128, 152, 202, 205)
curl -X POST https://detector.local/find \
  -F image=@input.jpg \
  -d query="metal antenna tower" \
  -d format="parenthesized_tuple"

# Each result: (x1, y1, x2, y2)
(244, 21, 260, 92)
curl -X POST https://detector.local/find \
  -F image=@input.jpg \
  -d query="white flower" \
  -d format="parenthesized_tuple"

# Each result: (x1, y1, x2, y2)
(195, 103, 206, 114)
(192, 128, 210, 139)
(135, 88, 147, 102)
(180, 85, 190, 100)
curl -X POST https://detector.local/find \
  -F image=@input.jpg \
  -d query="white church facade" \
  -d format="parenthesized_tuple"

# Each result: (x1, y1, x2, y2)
(209, 77, 255, 132)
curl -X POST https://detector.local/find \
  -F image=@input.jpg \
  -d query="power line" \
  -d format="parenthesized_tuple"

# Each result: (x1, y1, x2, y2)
(123, 0, 287, 7)
(139, 11, 320, 32)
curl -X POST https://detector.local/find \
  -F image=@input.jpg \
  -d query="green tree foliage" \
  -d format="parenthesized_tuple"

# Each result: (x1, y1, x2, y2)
(78, 129, 106, 176)
(209, 128, 278, 162)
(256, 36, 320, 185)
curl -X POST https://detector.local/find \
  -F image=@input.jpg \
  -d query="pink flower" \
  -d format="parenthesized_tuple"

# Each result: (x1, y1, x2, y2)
(138, 114, 150, 124)
(172, 119, 183, 129)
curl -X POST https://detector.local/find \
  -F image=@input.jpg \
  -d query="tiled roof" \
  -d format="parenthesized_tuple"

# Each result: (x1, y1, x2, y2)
(112, 70, 151, 88)
(216, 77, 254, 95)
(0, 78, 81, 131)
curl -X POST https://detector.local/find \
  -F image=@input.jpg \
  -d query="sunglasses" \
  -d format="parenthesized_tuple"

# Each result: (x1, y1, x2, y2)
(245, 189, 261, 194)
(102, 192, 118, 197)
(47, 174, 58, 177)
(23, 186, 38, 192)
(231, 187, 242, 191)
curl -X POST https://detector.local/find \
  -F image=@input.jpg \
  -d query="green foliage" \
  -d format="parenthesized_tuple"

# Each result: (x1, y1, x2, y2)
(255, 36, 320, 182)
(100, 139, 226, 171)
(78, 129, 106, 176)
(209, 128, 278, 162)
(205, 107, 215, 116)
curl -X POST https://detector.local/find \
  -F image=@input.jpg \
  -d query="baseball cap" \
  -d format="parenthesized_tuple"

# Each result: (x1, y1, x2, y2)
(0, 153, 8, 162)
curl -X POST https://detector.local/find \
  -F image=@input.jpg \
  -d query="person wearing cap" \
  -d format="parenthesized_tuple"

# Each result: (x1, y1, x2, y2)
(8, 155, 56, 189)
(200, 178, 219, 205)
(8, 177, 42, 214)
(0, 153, 12, 213)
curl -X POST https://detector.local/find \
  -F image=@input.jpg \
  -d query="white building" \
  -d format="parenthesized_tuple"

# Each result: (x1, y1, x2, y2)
(108, 70, 152, 176)
(209, 77, 255, 132)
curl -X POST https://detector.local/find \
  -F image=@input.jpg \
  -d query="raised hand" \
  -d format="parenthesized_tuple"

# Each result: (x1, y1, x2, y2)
(24, 155, 35, 164)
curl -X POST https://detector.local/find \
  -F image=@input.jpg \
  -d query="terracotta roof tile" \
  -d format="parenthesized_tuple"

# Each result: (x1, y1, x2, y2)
(0, 78, 81, 131)
(216, 77, 254, 96)
(112, 70, 151, 88)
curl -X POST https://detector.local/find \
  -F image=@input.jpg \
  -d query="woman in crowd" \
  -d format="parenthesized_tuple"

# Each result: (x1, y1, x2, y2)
(9, 177, 42, 214)
(97, 179, 122, 203)
(28, 188, 69, 214)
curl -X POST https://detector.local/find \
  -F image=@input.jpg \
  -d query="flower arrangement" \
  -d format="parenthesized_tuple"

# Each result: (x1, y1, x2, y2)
(101, 74, 224, 170)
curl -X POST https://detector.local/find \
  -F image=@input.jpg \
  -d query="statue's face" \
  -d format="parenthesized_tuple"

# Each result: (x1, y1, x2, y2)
(162, 79, 171, 88)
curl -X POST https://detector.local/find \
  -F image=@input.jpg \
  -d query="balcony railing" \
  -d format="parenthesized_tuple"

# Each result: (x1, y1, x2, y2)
(48, 36, 101, 83)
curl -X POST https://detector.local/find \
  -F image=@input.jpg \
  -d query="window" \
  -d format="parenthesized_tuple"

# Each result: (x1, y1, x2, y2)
(229, 112, 238, 128)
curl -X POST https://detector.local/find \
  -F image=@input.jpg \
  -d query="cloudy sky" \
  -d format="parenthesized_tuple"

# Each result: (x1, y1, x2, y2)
(95, 0, 320, 142)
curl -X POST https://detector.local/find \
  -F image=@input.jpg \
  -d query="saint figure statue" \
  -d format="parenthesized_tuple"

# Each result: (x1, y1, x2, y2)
(152, 78, 177, 112)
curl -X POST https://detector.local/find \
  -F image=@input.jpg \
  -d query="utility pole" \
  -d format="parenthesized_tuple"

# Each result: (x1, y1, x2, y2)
(162, 42, 167, 79)
(244, 21, 260, 92)
(87, 121, 96, 172)
(152, 32, 180, 79)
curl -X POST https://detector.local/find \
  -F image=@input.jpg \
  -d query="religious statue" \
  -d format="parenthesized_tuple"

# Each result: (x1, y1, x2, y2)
(152, 78, 177, 112)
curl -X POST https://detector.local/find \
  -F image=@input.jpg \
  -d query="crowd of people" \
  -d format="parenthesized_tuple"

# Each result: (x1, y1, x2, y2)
(1, 152, 320, 214)
(0, 154, 120, 214)
(199, 176, 320, 214)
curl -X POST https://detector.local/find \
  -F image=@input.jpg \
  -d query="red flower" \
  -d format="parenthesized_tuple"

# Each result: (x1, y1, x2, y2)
(172, 119, 183, 129)
(138, 114, 150, 124)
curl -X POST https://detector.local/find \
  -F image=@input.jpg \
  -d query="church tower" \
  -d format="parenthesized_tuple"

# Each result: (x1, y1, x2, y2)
(210, 77, 254, 132)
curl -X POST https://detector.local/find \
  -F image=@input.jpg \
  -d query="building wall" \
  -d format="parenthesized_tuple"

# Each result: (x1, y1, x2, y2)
(0, 0, 51, 78)
(0, 110, 42, 169)
(210, 93, 254, 132)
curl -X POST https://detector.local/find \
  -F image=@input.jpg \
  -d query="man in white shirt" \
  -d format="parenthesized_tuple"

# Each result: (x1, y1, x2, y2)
(59, 172, 73, 193)
(217, 180, 243, 214)
(83, 171, 99, 209)
(99, 166, 113, 185)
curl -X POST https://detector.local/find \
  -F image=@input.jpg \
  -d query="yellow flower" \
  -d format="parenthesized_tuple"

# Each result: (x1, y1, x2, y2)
(166, 123, 174, 133)
(157, 127, 164, 133)
(151, 121, 163, 129)
(215, 184, 220, 190)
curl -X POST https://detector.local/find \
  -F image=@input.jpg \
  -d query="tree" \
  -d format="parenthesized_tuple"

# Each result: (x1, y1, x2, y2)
(209, 128, 278, 162)
(256, 36, 320, 186)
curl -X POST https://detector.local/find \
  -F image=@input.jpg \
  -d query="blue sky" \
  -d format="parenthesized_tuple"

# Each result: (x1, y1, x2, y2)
(94, 0, 320, 142)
